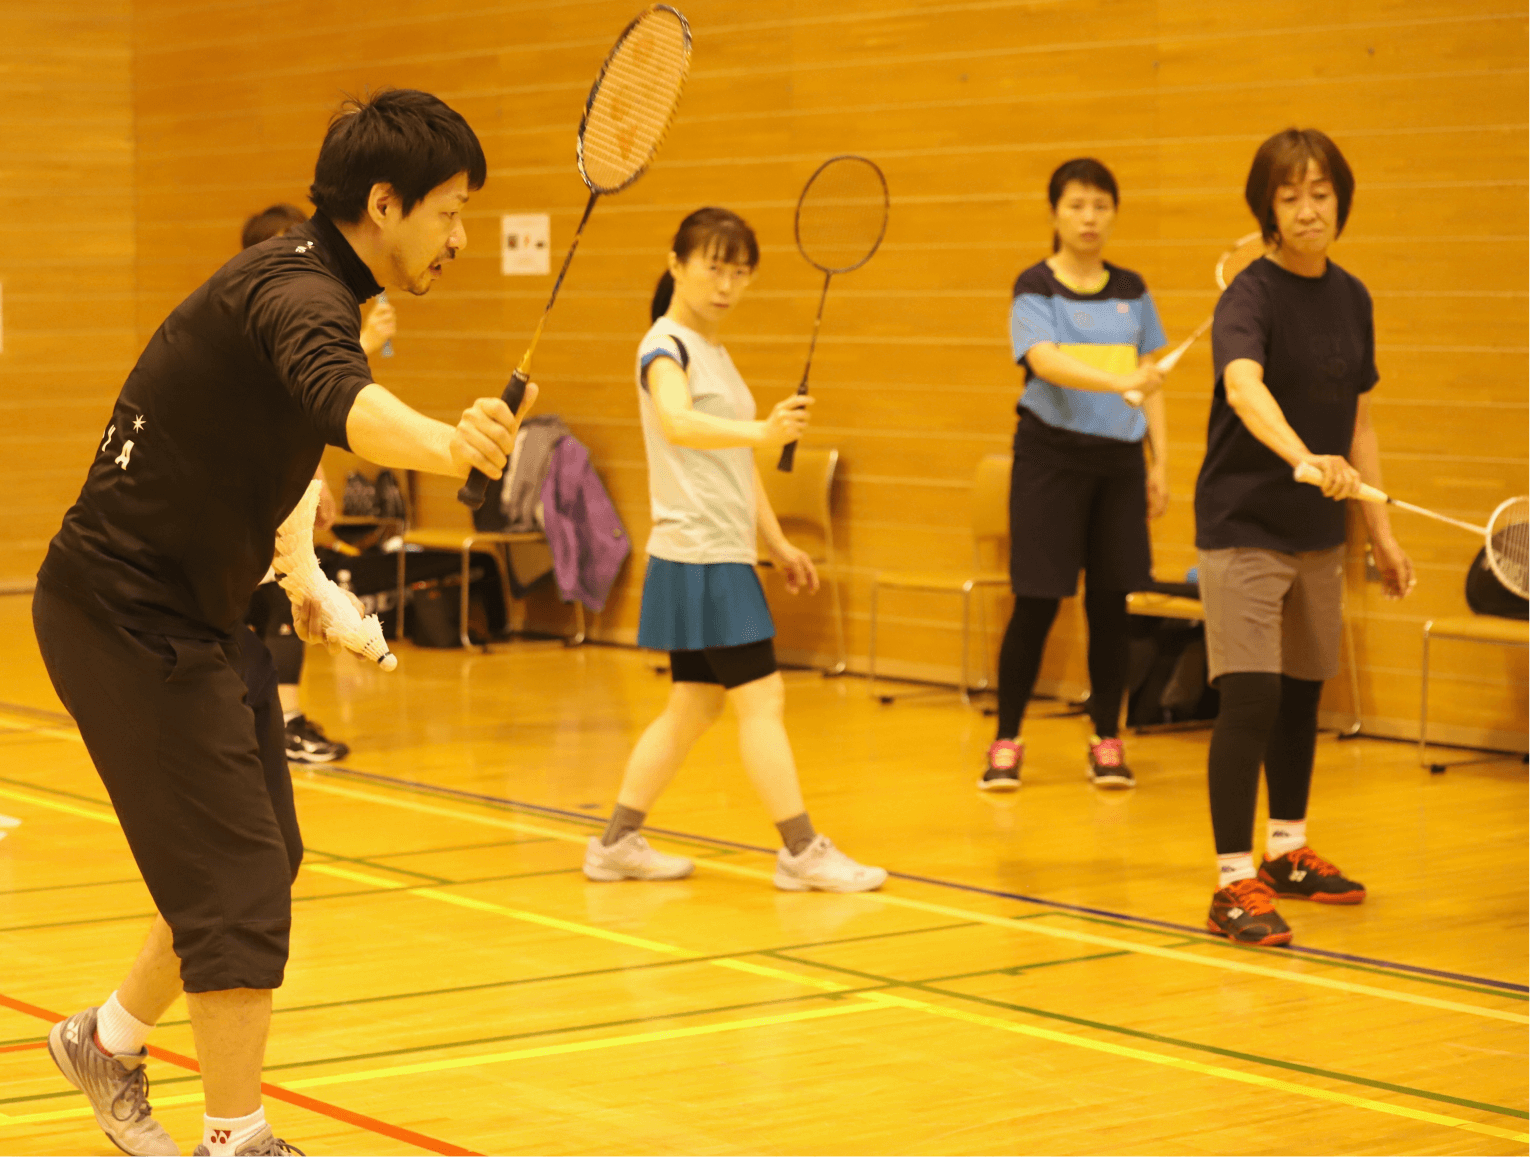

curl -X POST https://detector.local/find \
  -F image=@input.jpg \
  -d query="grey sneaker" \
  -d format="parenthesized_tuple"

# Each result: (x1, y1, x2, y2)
(583, 833, 694, 881)
(774, 835, 888, 893)
(193, 1127, 304, 1156)
(47, 1007, 179, 1156)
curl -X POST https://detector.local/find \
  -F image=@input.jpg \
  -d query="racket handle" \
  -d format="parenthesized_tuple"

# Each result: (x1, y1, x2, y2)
(1293, 462, 1388, 504)
(777, 440, 798, 472)
(457, 369, 530, 509)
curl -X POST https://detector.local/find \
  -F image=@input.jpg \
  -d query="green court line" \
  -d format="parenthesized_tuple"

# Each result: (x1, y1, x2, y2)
(764, 951, 1530, 1122)
(258, 986, 888, 1075)
(153, 921, 978, 1028)
(366, 837, 558, 859)
(0, 773, 114, 811)
(1030, 910, 1530, 1003)
(0, 911, 154, 935)
(0, 1034, 46, 1049)
(0, 876, 143, 897)
(305, 847, 456, 886)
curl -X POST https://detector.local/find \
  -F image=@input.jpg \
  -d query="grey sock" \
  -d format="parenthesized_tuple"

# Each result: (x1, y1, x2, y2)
(601, 804, 647, 847)
(776, 812, 816, 856)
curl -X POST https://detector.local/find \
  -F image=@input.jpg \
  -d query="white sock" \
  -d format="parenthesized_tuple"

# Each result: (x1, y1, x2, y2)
(202, 1106, 266, 1156)
(95, 991, 152, 1056)
(1266, 819, 1307, 858)
(1217, 853, 1256, 888)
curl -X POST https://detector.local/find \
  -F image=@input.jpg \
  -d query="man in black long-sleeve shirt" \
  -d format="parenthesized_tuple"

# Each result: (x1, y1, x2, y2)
(34, 89, 533, 1157)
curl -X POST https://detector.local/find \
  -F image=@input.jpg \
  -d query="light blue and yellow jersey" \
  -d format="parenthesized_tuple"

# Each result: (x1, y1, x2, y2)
(1009, 260, 1167, 443)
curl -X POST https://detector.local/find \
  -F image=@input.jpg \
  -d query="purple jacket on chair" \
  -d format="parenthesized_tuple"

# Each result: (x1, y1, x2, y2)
(540, 436, 631, 613)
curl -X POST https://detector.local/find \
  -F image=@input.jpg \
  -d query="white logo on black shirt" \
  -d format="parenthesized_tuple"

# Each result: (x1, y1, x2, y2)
(132, 414, 146, 432)
(115, 441, 135, 471)
(100, 424, 115, 452)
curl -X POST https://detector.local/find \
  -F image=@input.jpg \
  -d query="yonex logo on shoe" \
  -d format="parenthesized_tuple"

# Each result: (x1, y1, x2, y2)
(1228, 907, 1244, 919)
(1289, 868, 1307, 882)
(64, 1023, 78, 1043)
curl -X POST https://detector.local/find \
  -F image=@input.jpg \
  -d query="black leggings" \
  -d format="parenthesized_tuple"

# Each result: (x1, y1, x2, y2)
(1207, 672, 1323, 855)
(995, 587, 1130, 741)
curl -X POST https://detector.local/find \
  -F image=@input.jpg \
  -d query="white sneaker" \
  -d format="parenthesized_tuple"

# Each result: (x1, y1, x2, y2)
(583, 833, 694, 881)
(774, 835, 888, 893)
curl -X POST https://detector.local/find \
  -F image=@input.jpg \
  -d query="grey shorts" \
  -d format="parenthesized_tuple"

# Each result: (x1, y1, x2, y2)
(1198, 545, 1345, 683)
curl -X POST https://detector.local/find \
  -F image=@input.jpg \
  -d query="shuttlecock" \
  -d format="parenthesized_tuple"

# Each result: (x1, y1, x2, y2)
(273, 481, 398, 672)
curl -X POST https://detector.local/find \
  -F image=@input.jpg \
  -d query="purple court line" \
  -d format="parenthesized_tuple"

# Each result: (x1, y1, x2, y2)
(317, 763, 1529, 995)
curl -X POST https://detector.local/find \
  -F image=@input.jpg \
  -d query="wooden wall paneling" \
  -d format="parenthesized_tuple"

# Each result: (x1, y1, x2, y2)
(109, 0, 1527, 741)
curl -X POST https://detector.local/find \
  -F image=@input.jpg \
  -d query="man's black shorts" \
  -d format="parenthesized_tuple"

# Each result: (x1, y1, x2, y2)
(1009, 415, 1152, 599)
(32, 584, 301, 992)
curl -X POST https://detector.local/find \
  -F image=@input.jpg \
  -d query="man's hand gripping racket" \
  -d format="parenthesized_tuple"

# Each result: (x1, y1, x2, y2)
(458, 4, 692, 508)
(275, 481, 398, 670)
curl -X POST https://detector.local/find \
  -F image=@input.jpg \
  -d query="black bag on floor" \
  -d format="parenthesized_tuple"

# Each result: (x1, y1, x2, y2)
(1126, 615, 1220, 728)
(1465, 546, 1528, 620)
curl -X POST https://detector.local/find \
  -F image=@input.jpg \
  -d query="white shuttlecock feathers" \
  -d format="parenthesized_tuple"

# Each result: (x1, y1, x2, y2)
(273, 480, 398, 672)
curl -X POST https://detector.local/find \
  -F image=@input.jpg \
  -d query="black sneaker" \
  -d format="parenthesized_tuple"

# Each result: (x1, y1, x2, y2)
(1208, 878, 1292, 946)
(285, 715, 349, 764)
(1087, 736, 1135, 788)
(977, 739, 1022, 791)
(1259, 846, 1366, 904)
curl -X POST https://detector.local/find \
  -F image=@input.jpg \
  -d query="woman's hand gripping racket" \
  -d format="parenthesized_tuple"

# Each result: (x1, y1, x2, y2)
(1293, 463, 1529, 598)
(777, 155, 889, 472)
(1124, 231, 1266, 406)
(458, 3, 692, 507)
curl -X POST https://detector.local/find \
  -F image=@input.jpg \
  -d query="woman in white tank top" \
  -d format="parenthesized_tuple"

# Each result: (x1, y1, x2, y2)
(582, 207, 886, 894)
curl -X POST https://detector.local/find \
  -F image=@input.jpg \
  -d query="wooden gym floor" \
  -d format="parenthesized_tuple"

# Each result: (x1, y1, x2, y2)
(0, 593, 1523, 1155)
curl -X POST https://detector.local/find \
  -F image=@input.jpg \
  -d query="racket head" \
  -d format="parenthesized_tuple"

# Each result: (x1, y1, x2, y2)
(1215, 231, 1268, 290)
(577, 4, 692, 196)
(1486, 495, 1529, 598)
(794, 155, 889, 275)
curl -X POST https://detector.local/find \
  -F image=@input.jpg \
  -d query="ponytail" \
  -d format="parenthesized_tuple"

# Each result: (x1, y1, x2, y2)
(650, 270, 674, 322)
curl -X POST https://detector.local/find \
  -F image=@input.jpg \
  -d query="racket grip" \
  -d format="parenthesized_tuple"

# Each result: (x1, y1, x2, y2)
(457, 369, 530, 509)
(1292, 462, 1388, 504)
(777, 440, 798, 472)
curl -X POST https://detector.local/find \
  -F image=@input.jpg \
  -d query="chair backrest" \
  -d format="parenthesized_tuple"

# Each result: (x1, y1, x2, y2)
(971, 455, 1011, 542)
(755, 446, 838, 562)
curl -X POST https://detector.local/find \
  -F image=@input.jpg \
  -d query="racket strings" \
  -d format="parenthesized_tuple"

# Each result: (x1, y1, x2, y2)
(580, 8, 690, 192)
(795, 156, 889, 274)
(1487, 496, 1530, 597)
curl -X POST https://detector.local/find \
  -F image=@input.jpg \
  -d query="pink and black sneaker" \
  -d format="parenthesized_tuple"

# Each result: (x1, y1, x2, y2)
(1087, 736, 1134, 789)
(978, 739, 1022, 791)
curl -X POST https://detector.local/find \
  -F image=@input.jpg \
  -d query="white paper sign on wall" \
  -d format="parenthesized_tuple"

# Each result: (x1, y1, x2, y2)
(501, 214, 550, 276)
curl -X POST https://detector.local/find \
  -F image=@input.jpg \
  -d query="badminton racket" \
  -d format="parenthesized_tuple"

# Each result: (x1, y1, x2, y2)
(777, 155, 889, 472)
(1125, 231, 1266, 405)
(1293, 464, 1529, 598)
(459, 3, 692, 508)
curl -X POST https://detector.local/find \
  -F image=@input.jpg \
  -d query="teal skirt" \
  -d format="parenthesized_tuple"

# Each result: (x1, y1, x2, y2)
(637, 558, 775, 651)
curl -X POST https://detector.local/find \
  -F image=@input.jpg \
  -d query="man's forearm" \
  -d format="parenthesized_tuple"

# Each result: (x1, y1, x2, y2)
(345, 384, 461, 477)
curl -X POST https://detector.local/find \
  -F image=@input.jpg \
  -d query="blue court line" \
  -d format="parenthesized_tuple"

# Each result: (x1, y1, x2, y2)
(315, 763, 1529, 996)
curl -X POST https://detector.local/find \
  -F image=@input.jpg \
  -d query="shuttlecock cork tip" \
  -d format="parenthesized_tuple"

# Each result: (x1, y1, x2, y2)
(379, 653, 398, 672)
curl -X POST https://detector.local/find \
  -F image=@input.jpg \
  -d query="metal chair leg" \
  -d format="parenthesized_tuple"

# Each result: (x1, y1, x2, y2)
(568, 602, 586, 646)
(1419, 625, 1432, 768)
(395, 549, 407, 642)
(868, 578, 880, 701)
(828, 569, 847, 676)
(959, 584, 972, 706)
(459, 547, 474, 650)
(1340, 610, 1363, 736)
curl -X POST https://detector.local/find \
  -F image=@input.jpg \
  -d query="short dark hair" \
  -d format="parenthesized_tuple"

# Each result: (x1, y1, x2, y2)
(651, 207, 760, 321)
(241, 203, 308, 249)
(309, 89, 487, 224)
(1046, 158, 1119, 252)
(1244, 128, 1355, 244)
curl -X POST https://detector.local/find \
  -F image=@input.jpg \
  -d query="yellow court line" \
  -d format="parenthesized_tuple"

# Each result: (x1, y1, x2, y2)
(0, 785, 118, 826)
(302, 863, 1528, 1144)
(7, 779, 1524, 1143)
(0, 710, 83, 744)
(279, 1003, 880, 1091)
(294, 778, 1530, 1026)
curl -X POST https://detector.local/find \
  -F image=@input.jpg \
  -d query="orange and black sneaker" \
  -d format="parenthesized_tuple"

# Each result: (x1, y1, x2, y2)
(1259, 846, 1366, 904)
(1207, 878, 1292, 946)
